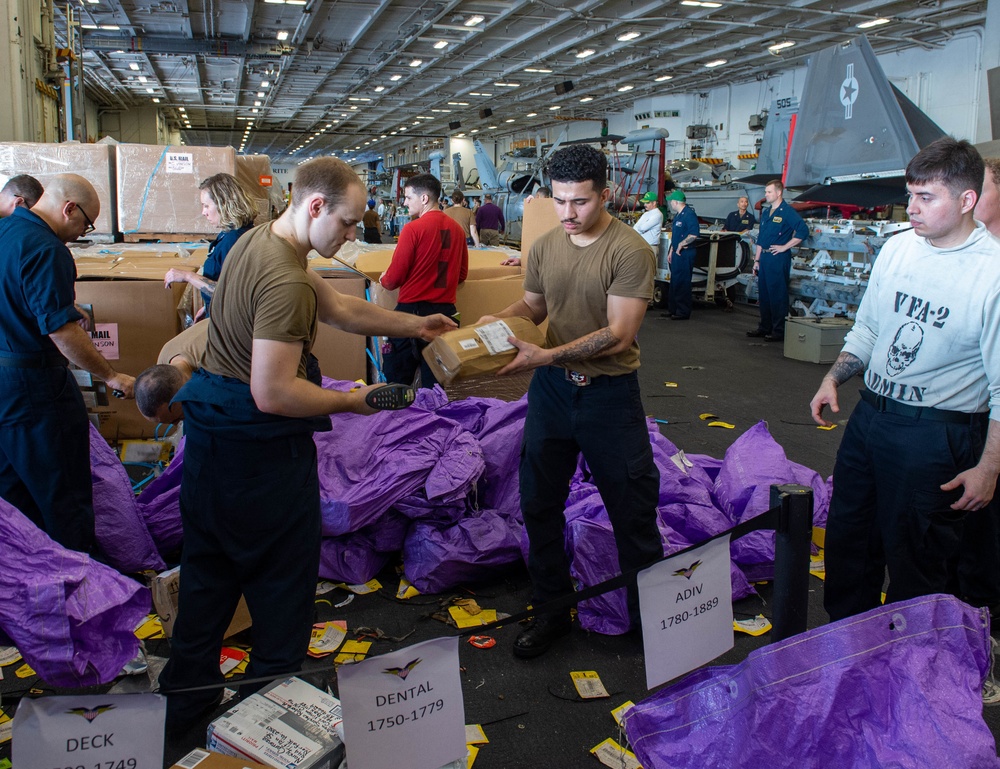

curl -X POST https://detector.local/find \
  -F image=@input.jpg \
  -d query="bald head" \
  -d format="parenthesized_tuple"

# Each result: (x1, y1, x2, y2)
(32, 174, 100, 242)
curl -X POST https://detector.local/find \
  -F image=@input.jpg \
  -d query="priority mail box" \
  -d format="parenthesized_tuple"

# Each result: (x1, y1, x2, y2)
(170, 748, 271, 769)
(422, 316, 544, 385)
(207, 677, 345, 769)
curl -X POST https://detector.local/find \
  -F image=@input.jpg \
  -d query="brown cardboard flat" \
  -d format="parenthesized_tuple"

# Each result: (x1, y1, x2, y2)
(354, 248, 520, 281)
(454, 275, 528, 326)
(117, 144, 236, 235)
(153, 566, 252, 639)
(312, 272, 369, 382)
(422, 316, 544, 385)
(75, 279, 187, 441)
(235, 154, 275, 225)
(169, 749, 271, 769)
(520, 197, 561, 265)
(0, 142, 117, 234)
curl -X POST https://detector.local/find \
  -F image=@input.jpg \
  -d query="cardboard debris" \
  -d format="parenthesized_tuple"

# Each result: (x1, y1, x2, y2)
(152, 566, 251, 639)
(169, 748, 271, 769)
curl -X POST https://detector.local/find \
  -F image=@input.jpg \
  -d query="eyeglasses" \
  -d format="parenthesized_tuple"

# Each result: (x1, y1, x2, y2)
(75, 202, 96, 234)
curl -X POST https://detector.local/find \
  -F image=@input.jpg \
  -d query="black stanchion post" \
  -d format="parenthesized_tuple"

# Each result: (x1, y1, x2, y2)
(770, 483, 814, 642)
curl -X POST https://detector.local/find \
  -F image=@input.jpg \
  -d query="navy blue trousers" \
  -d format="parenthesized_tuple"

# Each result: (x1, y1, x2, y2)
(382, 301, 456, 388)
(668, 249, 694, 319)
(755, 251, 791, 338)
(0, 365, 93, 552)
(824, 397, 984, 621)
(158, 425, 321, 727)
(519, 366, 662, 625)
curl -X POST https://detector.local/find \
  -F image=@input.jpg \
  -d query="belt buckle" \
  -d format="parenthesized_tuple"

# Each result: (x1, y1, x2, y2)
(566, 370, 591, 386)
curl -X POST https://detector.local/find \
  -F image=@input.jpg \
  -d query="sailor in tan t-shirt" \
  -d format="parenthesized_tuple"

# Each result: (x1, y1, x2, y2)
(478, 144, 662, 659)
(443, 189, 479, 247)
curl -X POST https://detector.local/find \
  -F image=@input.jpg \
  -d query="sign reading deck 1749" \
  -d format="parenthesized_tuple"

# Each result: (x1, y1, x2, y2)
(338, 636, 466, 769)
(638, 535, 735, 689)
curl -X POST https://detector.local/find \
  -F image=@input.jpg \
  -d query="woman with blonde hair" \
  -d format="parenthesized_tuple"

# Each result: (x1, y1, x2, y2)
(164, 173, 258, 318)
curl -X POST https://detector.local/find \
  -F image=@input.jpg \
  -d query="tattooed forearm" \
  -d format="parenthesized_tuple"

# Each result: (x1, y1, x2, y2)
(550, 328, 620, 364)
(824, 352, 865, 385)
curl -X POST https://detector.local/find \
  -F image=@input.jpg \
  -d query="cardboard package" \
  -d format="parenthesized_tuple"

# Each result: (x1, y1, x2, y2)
(152, 566, 252, 639)
(520, 196, 561, 263)
(235, 154, 278, 225)
(354, 248, 520, 282)
(207, 677, 345, 769)
(422, 316, 544, 385)
(117, 144, 236, 235)
(312, 270, 369, 382)
(0, 142, 117, 234)
(170, 748, 270, 769)
(75, 279, 187, 441)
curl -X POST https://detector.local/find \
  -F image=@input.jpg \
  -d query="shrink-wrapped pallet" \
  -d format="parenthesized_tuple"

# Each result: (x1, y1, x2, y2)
(235, 153, 280, 224)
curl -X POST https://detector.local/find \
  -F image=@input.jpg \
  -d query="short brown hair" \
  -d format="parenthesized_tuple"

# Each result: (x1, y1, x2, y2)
(766, 179, 784, 193)
(905, 137, 984, 198)
(984, 157, 1000, 187)
(291, 158, 365, 210)
(450, 189, 464, 204)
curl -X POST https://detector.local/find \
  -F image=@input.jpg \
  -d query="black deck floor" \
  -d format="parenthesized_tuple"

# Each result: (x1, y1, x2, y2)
(4, 300, 998, 768)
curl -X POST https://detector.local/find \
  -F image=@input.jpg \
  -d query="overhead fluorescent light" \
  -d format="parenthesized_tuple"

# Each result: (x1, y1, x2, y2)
(549, 105, 561, 110)
(276, 30, 288, 41)
(447, 101, 469, 106)
(251, 108, 259, 113)
(487, 125, 498, 129)
(348, 96, 371, 101)
(704, 59, 727, 68)
(575, 49, 596, 59)
(617, 31, 641, 41)
(179, 107, 185, 112)
(856, 17, 891, 29)
(81, 24, 98, 29)
(257, 92, 265, 98)
(286, 0, 307, 5)
(456, 133, 466, 137)
(580, 96, 593, 102)
(390, 74, 402, 81)
(470, 128, 479, 133)
(524, 68, 552, 73)
(100, 24, 120, 30)
(152, 97, 160, 103)
(494, 82, 520, 87)
(261, 80, 270, 87)
(137, 75, 147, 83)
(409, 59, 423, 67)
(767, 40, 795, 52)
(655, 74, 673, 82)
(617, 84, 634, 92)
(434, 40, 449, 49)
(681, 0, 722, 6)
(129, 63, 140, 71)
(254, 101, 262, 106)
(374, 85, 385, 92)
(145, 87, 154, 93)
(465, 15, 484, 26)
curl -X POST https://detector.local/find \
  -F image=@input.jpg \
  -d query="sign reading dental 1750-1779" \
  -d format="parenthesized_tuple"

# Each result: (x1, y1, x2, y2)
(638, 535, 734, 689)
(338, 636, 466, 769)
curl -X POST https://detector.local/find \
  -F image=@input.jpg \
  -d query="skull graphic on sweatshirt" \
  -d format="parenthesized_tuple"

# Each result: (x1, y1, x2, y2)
(886, 321, 924, 376)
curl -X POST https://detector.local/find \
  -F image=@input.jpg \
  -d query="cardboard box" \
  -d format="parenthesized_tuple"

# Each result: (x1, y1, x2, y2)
(0, 141, 117, 234)
(117, 144, 236, 235)
(235, 154, 278, 225)
(312, 270, 369, 382)
(207, 677, 345, 769)
(354, 248, 520, 282)
(422, 316, 544, 385)
(454, 274, 529, 325)
(520, 197, 561, 263)
(152, 566, 252, 639)
(170, 748, 271, 769)
(75, 278, 188, 441)
(783, 317, 854, 364)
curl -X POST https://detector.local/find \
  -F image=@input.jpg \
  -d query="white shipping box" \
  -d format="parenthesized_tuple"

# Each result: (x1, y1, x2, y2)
(207, 677, 345, 769)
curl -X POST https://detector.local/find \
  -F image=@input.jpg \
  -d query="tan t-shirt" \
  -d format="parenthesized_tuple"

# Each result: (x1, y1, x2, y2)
(157, 320, 209, 367)
(524, 217, 653, 377)
(204, 223, 318, 383)
(444, 205, 474, 238)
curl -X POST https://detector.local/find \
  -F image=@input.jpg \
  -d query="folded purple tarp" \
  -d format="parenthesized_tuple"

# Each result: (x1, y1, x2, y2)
(0, 498, 150, 687)
(135, 438, 185, 558)
(90, 425, 165, 572)
(624, 595, 998, 769)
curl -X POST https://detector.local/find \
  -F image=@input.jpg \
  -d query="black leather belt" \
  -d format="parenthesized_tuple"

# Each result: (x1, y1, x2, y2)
(860, 388, 986, 425)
